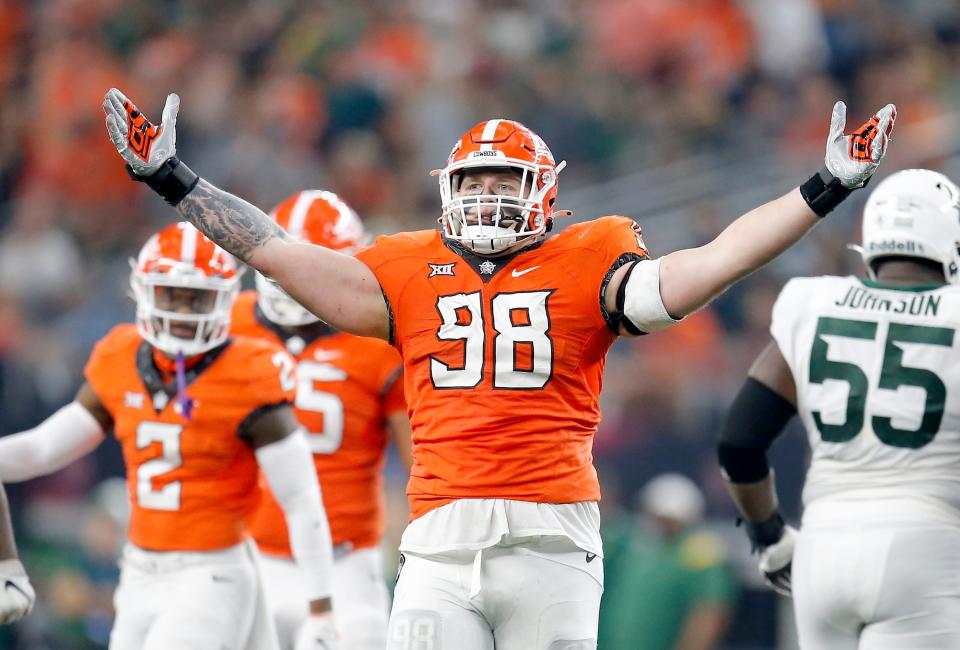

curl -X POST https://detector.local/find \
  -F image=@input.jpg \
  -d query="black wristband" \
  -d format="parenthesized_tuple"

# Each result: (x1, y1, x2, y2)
(740, 512, 785, 551)
(126, 157, 200, 207)
(800, 166, 855, 218)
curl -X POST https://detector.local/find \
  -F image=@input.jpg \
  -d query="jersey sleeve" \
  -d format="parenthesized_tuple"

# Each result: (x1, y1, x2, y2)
(233, 339, 297, 412)
(83, 324, 137, 411)
(355, 233, 424, 346)
(770, 278, 809, 376)
(374, 345, 405, 415)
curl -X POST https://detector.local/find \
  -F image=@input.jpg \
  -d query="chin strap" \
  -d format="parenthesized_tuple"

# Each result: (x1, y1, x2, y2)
(173, 351, 195, 421)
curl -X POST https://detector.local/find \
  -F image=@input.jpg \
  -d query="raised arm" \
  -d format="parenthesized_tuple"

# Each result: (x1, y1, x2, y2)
(103, 89, 389, 341)
(659, 102, 895, 320)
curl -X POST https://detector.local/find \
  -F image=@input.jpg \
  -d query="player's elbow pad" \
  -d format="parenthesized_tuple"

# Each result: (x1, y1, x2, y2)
(255, 430, 334, 601)
(620, 259, 681, 334)
(0, 401, 105, 482)
(718, 378, 796, 483)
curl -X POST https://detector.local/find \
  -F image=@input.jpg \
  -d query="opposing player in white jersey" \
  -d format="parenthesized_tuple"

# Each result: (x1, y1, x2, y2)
(720, 169, 960, 649)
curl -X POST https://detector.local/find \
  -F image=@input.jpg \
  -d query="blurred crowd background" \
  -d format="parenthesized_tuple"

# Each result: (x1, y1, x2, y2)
(2, 0, 960, 647)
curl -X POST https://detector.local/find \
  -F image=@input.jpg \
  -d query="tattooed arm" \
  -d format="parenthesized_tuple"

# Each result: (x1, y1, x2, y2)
(102, 88, 389, 340)
(179, 181, 389, 340)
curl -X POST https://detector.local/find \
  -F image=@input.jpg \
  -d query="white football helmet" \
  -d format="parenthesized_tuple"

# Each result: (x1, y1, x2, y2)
(438, 119, 565, 256)
(854, 169, 960, 283)
(257, 190, 367, 327)
(130, 222, 240, 356)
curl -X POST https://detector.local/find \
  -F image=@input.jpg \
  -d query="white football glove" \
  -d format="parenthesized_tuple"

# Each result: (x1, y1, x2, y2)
(756, 524, 797, 597)
(0, 559, 35, 625)
(103, 88, 180, 177)
(824, 101, 896, 189)
(294, 614, 340, 650)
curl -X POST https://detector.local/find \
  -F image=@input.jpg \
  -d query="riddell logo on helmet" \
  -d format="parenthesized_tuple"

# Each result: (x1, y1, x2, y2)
(867, 240, 923, 254)
(470, 151, 501, 158)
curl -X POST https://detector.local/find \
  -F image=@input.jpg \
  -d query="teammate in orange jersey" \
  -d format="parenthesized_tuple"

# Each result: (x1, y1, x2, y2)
(0, 223, 340, 650)
(231, 189, 411, 650)
(106, 87, 896, 648)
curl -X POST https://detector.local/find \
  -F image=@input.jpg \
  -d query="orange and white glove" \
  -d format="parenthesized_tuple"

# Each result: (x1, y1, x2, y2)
(0, 559, 34, 625)
(103, 87, 179, 177)
(824, 101, 897, 189)
(801, 101, 896, 217)
(294, 614, 340, 650)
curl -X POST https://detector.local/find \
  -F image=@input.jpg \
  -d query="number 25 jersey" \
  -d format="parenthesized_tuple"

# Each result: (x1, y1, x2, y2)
(355, 216, 659, 519)
(771, 276, 960, 512)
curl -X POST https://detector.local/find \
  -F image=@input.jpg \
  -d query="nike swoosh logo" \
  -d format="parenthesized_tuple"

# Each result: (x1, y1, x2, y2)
(512, 266, 541, 278)
(585, 553, 597, 563)
(4, 580, 29, 600)
(211, 575, 233, 583)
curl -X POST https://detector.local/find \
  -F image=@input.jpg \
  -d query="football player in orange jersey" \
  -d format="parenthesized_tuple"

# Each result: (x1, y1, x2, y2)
(0, 482, 34, 625)
(0, 223, 340, 650)
(232, 189, 411, 650)
(106, 87, 896, 649)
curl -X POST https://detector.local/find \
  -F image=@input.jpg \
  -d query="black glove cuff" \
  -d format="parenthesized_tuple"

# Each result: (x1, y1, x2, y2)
(127, 157, 200, 207)
(800, 166, 855, 218)
(739, 512, 785, 551)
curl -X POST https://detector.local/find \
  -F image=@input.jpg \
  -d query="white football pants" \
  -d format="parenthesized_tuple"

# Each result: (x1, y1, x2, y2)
(793, 499, 960, 649)
(109, 542, 257, 650)
(258, 546, 390, 650)
(387, 537, 603, 650)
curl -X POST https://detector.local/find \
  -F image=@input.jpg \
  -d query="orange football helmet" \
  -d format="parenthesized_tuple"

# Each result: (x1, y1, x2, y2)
(256, 190, 368, 326)
(130, 222, 240, 355)
(438, 119, 566, 255)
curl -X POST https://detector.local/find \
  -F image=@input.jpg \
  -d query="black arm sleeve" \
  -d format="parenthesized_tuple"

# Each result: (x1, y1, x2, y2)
(718, 377, 796, 483)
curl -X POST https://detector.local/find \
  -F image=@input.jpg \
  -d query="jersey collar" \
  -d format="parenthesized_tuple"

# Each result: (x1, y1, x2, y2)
(136, 340, 231, 414)
(859, 278, 946, 292)
(253, 303, 338, 354)
(442, 236, 545, 283)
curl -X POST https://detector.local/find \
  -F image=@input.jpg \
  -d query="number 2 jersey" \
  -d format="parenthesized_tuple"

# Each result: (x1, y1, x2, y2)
(771, 276, 960, 513)
(354, 216, 672, 523)
(230, 291, 405, 554)
(83, 323, 295, 552)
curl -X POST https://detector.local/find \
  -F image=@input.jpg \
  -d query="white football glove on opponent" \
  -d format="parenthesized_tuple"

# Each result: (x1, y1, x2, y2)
(103, 88, 179, 176)
(756, 524, 797, 597)
(0, 559, 35, 625)
(741, 513, 797, 597)
(294, 614, 340, 650)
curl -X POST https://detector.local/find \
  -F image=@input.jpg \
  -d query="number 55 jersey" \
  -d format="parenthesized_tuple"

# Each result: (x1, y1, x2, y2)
(355, 215, 669, 526)
(771, 276, 960, 512)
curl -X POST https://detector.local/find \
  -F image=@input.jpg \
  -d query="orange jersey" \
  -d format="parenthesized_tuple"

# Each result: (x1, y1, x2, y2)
(230, 292, 405, 553)
(355, 216, 648, 519)
(84, 324, 295, 552)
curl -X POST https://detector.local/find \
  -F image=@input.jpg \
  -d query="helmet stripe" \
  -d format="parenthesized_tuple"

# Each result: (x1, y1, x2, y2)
(479, 119, 502, 151)
(287, 190, 326, 238)
(180, 224, 198, 265)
